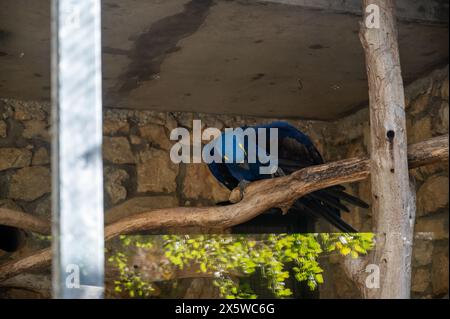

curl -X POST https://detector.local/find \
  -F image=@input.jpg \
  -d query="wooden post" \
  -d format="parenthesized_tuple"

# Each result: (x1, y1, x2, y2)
(360, 0, 415, 298)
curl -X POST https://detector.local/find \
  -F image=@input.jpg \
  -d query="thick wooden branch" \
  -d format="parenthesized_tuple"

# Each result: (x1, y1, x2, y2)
(406, 134, 449, 169)
(105, 157, 371, 240)
(0, 248, 52, 282)
(0, 135, 448, 282)
(0, 274, 51, 298)
(0, 208, 51, 235)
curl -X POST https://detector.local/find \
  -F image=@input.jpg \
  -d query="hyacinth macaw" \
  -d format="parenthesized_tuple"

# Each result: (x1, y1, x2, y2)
(207, 121, 368, 233)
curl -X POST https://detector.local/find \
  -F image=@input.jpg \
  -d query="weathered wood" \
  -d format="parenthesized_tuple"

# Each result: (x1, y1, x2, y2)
(360, 0, 414, 298)
(0, 135, 448, 282)
(0, 248, 51, 282)
(342, 176, 417, 298)
(0, 274, 52, 298)
(0, 208, 51, 235)
(407, 134, 449, 169)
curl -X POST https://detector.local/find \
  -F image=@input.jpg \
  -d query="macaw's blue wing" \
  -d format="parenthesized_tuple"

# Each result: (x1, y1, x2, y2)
(254, 122, 368, 232)
(254, 121, 324, 171)
(207, 121, 368, 233)
(208, 161, 243, 190)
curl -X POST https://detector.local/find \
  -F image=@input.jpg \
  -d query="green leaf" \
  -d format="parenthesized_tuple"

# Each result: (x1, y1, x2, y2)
(315, 274, 324, 284)
(340, 247, 351, 256)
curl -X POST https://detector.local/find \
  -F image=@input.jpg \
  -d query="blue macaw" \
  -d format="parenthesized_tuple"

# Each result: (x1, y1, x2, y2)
(207, 121, 368, 233)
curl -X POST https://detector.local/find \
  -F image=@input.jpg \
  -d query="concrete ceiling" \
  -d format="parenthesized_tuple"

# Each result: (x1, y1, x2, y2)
(0, 0, 448, 120)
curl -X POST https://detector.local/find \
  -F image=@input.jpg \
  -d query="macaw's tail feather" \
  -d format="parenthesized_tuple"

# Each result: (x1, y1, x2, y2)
(324, 187, 370, 209)
(309, 191, 351, 213)
(293, 198, 358, 233)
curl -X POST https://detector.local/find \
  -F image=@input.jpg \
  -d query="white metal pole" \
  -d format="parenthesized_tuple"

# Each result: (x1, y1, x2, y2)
(51, 0, 104, 299)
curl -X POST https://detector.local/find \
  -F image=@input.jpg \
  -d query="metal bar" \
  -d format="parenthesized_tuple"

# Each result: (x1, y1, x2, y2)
(51, 0, 104, 299)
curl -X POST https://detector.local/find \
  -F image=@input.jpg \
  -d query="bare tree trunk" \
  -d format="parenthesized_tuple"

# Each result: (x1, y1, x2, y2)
(360, 0, 415, 298)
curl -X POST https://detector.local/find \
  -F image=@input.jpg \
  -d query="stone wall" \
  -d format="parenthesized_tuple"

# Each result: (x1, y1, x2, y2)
(0, 100, 53, 270)
(0, 98, 331, 223)
(0, 66, 448, 298)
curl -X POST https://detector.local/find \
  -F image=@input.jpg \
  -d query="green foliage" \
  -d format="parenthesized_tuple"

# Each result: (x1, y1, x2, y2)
(119, 235, 153, 249)
(32, 233, 52, 242)
(108, 251, 155, 298)
(108, 233, 374, 299)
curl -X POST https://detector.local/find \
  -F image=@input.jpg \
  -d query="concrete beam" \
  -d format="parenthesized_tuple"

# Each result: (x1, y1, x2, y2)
(258, 0, 449, 24)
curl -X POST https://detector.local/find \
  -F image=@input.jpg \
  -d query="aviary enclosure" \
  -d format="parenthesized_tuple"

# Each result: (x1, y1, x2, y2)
(0, 0, 448, 301)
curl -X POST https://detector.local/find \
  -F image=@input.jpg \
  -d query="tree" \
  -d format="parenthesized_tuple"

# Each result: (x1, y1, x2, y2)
(360, 0, 415, 298)
(108, 233, 375, 299)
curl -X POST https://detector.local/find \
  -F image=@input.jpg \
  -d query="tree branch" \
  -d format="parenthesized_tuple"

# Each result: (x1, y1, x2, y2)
(0, 134, 448, 282)
(0, 273, 51, 298)
(0, 208, 50, 235)
(0, 248, 51, 281)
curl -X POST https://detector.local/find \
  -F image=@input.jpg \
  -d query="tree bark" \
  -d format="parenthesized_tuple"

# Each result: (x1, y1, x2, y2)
(0, 208, 51, 234)
(341, 176, 416, 298)
(0, 135, 448, 282)
(0, 274, 52, 298)
(360, 0, 414, 298)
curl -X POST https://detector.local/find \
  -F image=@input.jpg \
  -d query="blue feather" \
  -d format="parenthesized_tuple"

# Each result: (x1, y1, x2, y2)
(206, 121, 367, 232)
